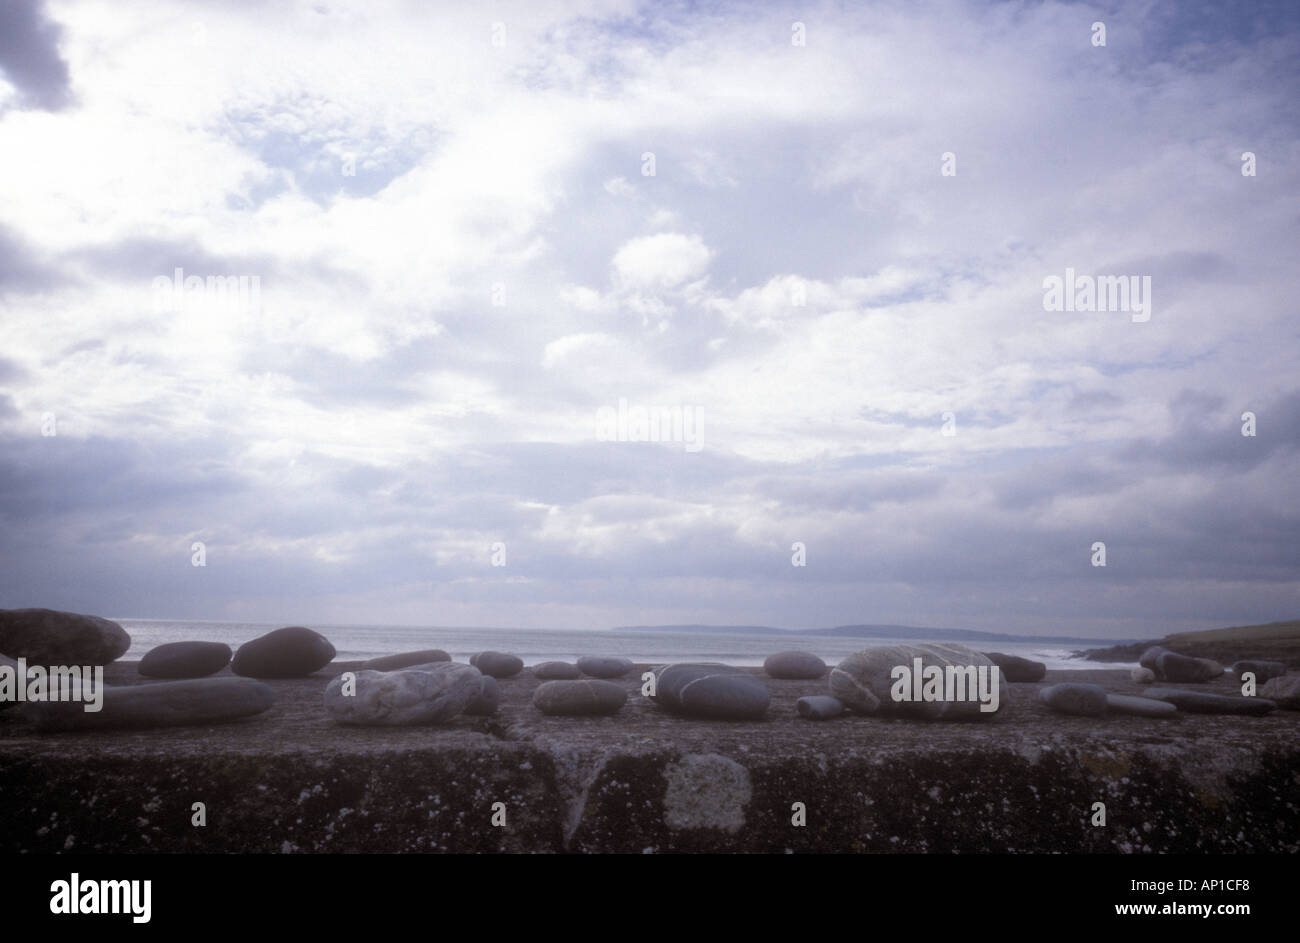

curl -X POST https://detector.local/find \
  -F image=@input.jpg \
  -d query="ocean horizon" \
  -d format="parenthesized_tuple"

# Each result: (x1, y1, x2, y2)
(111, 618, 1126, 671)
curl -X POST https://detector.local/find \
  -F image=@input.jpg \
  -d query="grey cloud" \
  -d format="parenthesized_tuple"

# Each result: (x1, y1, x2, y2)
(0, 0, 72, 111)
(754, 468, 944, 511)
(1065, 389, 1123, 413)
(0, 434, 248, 524)
(991, 453, 1127, 511)
(240, 338, 441, 410)
(0, 355, 31, 385)
(0, 223, 66, 291)
(66, 236, 278, 282)
(1119, 388, 1300, 472)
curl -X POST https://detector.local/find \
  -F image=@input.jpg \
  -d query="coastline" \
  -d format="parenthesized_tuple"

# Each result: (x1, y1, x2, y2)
(1075, 620, 1300, 667)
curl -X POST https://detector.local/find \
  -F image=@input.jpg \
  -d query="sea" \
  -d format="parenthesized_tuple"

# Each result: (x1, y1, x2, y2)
(112, 619, 1118, 670)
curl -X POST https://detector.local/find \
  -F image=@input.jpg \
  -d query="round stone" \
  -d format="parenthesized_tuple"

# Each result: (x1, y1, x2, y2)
(1040, 682, 1108, 717)
(829, 643, 1006, 718)
(361, 650, 451, 671)
(324, 663, 483, 725)
(139, 641, 232, 679)
(1105, 693, 1177, 717)
(763, 651, 827, 680)
(232, 626, 335, 679)
(982, 651, 1046, 682)
(653, 664, 770, 720)
(796, 695, 844, 719)
(470, 651, 524, 679)
(532, 661, 581, 680)
(1130, 666, 1156, 683)
(465, 675, 500, 716)
(533, 679, 627, 716)
(577, 655, 635, 679)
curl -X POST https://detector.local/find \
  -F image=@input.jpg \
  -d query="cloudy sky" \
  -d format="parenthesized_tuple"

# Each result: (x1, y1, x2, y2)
(0, 0, 1297, 639)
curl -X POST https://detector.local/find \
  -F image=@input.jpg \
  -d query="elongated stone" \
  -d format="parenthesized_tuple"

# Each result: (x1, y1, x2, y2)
(1155, 652, 1222, 683)
(1040, 683, 1107, 717)
(1105, 694, 1177, 717)
(361, 650, 451, 671)
(533, 679, 626, 716)
(324, 663, 482, 725)
(1141, 688, 1276, 715)
(22, 677, 274, 731)
(533, 661, 581, 680)
(577, 656, 635, 679)
(0, 608, 130, 666)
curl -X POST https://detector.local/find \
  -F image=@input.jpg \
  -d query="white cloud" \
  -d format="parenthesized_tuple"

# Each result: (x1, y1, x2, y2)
(541, 332, 620, 369)
(603, 176, 635, 196)
(611, 232, 713, 289)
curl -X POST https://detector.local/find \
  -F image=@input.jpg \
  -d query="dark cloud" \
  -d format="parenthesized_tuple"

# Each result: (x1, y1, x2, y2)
(991, 453, 1127, 511)
(0, 0, 72, 111)
(1119, 388, 1300, 472)
(0, 434, 248, 523)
